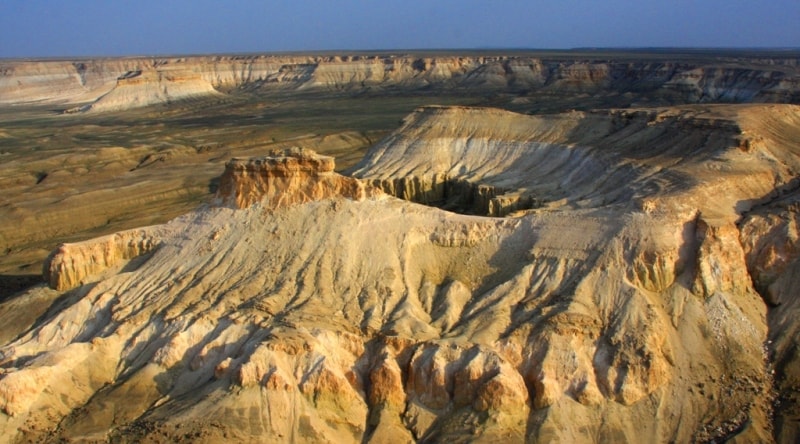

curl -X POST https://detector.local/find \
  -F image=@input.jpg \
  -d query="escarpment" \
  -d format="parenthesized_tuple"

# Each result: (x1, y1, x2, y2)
(2, 104, 800, 442)
(363, 174, 543, 216)
(79, 69, 222, 113)
(2, 52, 799, 111)
(740, 189, 800, 442)
(352, 104, 798, 220)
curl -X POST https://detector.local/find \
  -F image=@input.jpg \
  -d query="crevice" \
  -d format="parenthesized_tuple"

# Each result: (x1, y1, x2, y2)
(365, 174, 544, 217)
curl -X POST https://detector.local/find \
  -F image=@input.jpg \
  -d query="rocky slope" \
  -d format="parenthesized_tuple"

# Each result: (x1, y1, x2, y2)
(77, 69, 222, 113)
(2, 52, 799, 111)
(740, 185, 800, 443)
(1, 105, 799, 442)
(351, 105, 797, 220)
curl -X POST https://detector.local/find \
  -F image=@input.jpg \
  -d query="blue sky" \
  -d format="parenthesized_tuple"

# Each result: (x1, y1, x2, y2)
(1, 0, 798, 57)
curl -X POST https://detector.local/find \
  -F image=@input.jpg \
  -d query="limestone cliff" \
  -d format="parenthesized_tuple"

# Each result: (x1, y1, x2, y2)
(43, 226, 163, 291)
(215, 147, 376, 209)
(80, 69, 222, 113)
(2, 52, 799, 111)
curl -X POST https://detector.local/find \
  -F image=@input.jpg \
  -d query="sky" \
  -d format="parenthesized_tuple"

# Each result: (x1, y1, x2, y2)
(0, 0, 798, 58)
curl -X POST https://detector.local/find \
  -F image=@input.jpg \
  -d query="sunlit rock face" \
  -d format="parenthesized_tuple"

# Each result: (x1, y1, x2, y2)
(215, 147, 376, 209)
(0, 103, 799, 442)
(2, 54, 799, 110)
(43, 226, 162, 291)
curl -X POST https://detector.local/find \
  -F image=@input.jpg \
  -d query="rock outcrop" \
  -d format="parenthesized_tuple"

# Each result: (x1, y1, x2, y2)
(1, 104, 800, 442)
(43, 226, 163, 291)
(79, 69, 222, 113)
(740, 189, 800, 442)
(215, 147, 376, 209)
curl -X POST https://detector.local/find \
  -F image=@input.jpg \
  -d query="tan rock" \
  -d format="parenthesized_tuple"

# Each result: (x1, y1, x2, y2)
(367, 351, 405, 411)
(693, 218, 753, 298)
(215, 147, 377, 209)
(42, 226, 162, 291)
(6, 103, 800, 442)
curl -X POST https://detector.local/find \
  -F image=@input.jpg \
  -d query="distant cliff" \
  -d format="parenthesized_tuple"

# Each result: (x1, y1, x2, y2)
(2, 52, 799, 111)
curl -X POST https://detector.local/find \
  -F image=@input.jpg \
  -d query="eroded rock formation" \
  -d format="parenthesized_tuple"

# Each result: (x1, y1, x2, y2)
(740, 190, 800, 442)
(215, 147, 377, 209)
(1, 104, 799, 442)
(2, 53, 799, 111)
(78, 69, 222, 113)
(43, 226, 162, 291)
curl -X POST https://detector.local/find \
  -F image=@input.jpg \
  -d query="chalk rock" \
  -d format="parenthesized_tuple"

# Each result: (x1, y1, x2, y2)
(215, 147, 377, 209)
(43, 226, 162, 291)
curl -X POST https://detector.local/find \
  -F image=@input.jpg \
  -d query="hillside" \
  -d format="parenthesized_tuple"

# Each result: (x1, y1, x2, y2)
(2, 104, 800, 442)
(3, 51, 800, 288)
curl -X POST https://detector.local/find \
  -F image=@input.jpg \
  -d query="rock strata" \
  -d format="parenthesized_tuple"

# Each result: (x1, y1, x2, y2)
(43, 226, 162, 291)
(215, 147, 377, 209)
(366, 174, 542, 216)
(3, 53, 799, 110)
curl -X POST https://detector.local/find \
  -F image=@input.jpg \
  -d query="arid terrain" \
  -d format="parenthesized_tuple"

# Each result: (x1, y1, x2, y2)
(1, 50, 800, 442)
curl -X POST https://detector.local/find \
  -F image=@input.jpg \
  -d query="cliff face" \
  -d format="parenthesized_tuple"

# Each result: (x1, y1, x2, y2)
(2, 53, 799, 111)
(78, 69, 222, 112)
(2, 104, 799, 442)
(740, 191, 800, 442)
(43, 226, 162, 291)
(215, 148, 376, 209)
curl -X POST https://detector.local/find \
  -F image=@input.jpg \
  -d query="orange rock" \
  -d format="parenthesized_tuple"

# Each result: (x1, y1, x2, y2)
(215, 148, 378, 209)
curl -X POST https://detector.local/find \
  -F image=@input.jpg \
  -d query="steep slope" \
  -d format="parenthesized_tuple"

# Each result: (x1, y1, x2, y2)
(2, 52, 799, 111)
(740, 192, 800, 442)
(81, 69, 222, 113)
(1, 106, 799, 442)
(352, 104, 799, 221)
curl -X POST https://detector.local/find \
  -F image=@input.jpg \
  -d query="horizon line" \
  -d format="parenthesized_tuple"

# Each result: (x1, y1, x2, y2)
(3, 46, 800, 61)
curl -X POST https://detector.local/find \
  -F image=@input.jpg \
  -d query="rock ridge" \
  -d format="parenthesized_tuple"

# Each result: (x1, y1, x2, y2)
(3, 53, 799, 110)
(43, 226, 162, 291)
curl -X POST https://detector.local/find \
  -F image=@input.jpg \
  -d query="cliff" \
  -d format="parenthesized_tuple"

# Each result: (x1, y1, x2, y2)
(2, 53, 799, 111)
(215, 147, 376, 209)
(352, 104, 799, 222)
(78, 69, 222, 113)
(42, 226, 162, 291)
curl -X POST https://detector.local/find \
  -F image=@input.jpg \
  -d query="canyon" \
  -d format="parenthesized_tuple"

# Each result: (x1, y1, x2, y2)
(1, 51, 800, 442)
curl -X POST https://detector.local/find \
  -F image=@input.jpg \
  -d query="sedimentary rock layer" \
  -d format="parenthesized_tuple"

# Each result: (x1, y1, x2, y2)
(2, 53, 799, 110)
(43, 226, 163, 291)
(215, 147, 377, 209)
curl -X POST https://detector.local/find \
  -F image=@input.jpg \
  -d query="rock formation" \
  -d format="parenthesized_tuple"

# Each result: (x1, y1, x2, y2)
(79, 69, 222, 113)
(740, 188, 800, 442)
(215, 147, 376, 209)
(2, 53, 799, 111)
(43, 226, 162, 291)
(3, 51, 799, 286)
(1, 102, 799, 441)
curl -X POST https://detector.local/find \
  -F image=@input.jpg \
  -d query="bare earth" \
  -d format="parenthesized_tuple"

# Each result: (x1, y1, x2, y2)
(1, 51, 800, 443)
